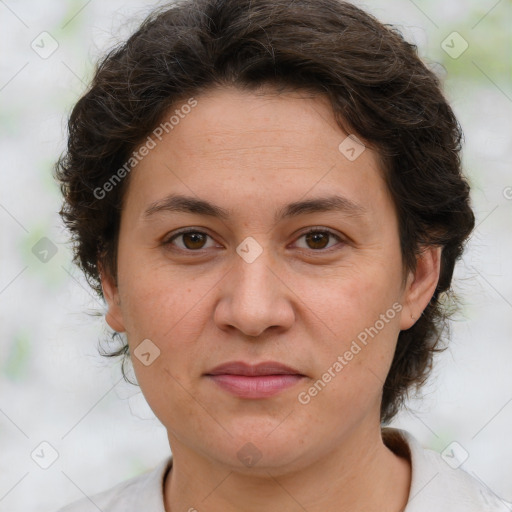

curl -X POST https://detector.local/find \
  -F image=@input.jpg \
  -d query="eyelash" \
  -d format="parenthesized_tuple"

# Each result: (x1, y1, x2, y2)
(163, 227, 345, 254)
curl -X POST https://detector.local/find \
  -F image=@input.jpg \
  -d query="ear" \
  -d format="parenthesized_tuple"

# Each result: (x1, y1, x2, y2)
(99, 262, 126, 333)
(399, 245, 442, 331)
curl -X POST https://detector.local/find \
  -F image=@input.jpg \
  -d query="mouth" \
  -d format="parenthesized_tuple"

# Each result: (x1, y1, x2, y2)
(204, 361, 306, 399)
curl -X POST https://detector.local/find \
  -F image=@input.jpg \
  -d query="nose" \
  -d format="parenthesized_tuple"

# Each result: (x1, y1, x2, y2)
(214, 247, 296, 338)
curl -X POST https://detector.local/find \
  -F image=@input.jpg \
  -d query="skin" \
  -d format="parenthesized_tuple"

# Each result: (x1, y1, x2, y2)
(101, 85, 441, 512)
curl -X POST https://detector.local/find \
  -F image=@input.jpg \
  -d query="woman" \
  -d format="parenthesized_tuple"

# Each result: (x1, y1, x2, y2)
(54, 0, 507, 510)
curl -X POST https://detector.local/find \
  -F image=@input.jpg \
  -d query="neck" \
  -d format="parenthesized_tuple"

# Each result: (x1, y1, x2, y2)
(163, 425, 411, 512)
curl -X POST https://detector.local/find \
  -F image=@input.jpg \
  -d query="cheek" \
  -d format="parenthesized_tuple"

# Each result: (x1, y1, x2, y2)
(117, 254, 201, 337)
(132, 359, 211, 442)
(300, 265, 403, 393)
(117, 264, 219, 402)
(299, 316, 400, 426)
(310, 262, 402, 337)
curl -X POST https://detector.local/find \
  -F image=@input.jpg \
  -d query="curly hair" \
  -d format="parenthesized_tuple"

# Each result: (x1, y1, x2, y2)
(54, 0, 475, 424)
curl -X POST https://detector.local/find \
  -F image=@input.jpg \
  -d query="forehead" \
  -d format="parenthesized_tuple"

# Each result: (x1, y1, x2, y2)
(167, 86, 348, 154)
(122, 86, 392, 225)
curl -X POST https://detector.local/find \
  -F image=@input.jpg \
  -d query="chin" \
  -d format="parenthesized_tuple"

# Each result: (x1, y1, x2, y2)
(217, 420, 308, 470)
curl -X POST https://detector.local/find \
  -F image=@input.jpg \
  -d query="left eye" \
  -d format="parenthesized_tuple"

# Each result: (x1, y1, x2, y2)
(294, 229, 343, 251)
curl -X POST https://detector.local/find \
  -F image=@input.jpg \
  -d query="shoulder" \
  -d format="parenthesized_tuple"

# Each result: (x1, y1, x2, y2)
(383, 428, 510, 512)
(56, 457, 172, 512)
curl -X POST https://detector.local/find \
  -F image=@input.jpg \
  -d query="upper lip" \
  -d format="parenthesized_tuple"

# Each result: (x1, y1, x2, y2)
(205, 361, 304, 376)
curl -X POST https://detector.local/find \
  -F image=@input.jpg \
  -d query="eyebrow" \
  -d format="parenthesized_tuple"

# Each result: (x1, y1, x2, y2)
(141, 193, 367, 223)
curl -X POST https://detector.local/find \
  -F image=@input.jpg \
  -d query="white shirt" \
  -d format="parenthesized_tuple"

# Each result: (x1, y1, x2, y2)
(56, 428, 510, 511)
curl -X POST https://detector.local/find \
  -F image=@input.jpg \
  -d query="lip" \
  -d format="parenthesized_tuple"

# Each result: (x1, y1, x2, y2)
(204, 361, 306, 399)
(206, 361, 303, 376)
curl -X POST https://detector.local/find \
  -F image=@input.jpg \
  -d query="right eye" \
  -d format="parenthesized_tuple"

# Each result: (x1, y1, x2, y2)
(163, 229, 219, 252)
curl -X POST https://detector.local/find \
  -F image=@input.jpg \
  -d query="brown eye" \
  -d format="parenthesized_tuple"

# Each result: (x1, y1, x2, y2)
(305, 231, 330, 250)
(181, 232, 207, 250)
(295, 229, 343, 251)
(165, 230, 214, 251)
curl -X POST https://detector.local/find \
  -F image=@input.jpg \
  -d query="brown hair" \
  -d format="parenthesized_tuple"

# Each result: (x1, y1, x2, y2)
(54, 0, 475, 424)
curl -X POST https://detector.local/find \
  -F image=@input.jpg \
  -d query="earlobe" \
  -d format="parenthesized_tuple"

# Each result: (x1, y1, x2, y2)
(99, 262, 126, 333)
(399, 246, 442, 331)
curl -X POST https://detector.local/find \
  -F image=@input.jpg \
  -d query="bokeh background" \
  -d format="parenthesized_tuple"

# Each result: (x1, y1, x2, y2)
(1, 0, 511, 510)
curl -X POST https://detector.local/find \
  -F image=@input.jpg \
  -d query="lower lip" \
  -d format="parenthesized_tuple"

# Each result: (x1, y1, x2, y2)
(206, 374, 304, 398)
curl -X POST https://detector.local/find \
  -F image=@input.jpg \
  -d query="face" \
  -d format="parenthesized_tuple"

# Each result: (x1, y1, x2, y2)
(102, 86, 440, 473)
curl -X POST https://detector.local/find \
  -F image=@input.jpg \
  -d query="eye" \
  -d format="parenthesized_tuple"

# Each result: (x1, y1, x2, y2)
(163, 227, 345, 253)
(293, 228, 344, 251)
(164, 229, 217, 251)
